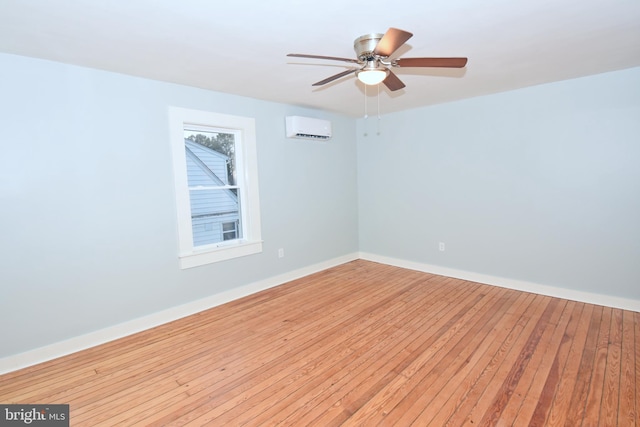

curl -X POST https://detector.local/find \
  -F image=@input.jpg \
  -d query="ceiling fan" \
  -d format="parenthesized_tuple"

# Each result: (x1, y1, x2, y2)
(287, 28, 467, 91)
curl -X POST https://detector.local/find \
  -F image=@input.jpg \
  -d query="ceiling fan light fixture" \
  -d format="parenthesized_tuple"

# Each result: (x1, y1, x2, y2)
(356, 68, 388, 85)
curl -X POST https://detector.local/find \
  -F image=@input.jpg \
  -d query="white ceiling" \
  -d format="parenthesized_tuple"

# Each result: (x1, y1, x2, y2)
(1, 0, 639, 117)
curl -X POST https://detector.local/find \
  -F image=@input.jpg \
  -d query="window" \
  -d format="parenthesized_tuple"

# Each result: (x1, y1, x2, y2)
(169, 107, 262, 268)
(222, 221, 239, 241)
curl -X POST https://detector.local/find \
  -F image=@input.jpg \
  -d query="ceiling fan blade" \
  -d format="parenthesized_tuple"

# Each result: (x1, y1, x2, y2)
(383, 70, 405, 91)
(373, 28, 413, 57)
(287, 53, 359, 64)
(312, 69, 357, 86)
(395, 57, 468, 68)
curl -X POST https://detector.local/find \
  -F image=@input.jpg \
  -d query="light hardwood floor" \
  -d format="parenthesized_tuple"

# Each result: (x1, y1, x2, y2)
(1, 260, 637, 426)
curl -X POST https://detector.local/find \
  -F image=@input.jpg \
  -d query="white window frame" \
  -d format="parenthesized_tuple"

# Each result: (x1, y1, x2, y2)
(169, 107, 262, 269)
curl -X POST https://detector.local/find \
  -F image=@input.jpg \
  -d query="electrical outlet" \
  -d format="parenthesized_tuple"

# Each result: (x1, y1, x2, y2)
(278, 248, 285, 258)
(439, 242, 445, 252)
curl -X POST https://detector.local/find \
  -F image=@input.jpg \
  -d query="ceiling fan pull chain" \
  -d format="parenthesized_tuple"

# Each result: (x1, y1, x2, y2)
(363, 84, 368, 136)
(364, 84, 368, 119)
(377, 84, 381, 135)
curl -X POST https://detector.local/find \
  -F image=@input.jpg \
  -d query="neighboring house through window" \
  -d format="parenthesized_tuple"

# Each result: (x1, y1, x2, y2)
(169, 107, 262, 268)
(185, 137, 239, 246)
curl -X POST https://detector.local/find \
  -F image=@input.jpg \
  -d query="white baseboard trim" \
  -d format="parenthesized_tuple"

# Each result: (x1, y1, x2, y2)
(0, 253, 359, 375)
(360, 252, 640, 313)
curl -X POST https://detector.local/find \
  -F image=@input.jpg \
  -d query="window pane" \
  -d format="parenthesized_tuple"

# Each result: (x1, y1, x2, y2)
(184, 129, 241, 247)
(184, 130, 236, 185)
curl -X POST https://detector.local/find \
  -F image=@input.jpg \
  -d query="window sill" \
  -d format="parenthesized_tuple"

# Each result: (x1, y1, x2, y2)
(179, 240, 263, 269)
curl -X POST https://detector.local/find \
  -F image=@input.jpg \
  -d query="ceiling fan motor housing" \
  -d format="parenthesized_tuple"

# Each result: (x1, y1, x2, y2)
(354, 33, 384, 61)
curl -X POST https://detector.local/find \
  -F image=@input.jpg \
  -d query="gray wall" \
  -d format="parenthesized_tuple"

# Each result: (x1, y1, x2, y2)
(358, 67, 640, 300)
(0, 53, 358, 357)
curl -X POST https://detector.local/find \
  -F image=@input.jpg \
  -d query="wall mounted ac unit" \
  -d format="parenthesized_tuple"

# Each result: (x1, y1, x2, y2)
(285, 116, 332, 140)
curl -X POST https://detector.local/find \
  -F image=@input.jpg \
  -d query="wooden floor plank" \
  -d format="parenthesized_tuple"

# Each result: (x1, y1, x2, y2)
(526, 302, 585, 426)
(508, 300, 577, 426)
(583, 307, 613, 426)
(600, 308, 624, 427)
(0, 260, 637, 426)
(618, 310, 637, 426)
(542, 303, 595, 426)
(564, 304, 605, 426)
